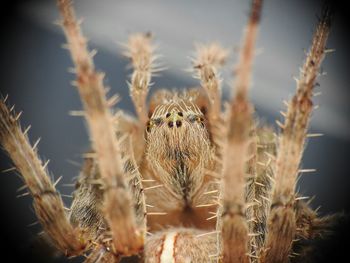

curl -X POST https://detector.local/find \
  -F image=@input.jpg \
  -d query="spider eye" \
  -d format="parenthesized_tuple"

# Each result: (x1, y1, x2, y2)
(146, 121, 152, 133)
(200, 106, 207, 115)
(188, 114, 197, 123)
(187, 114, 205, 127)
(146, 118, 163, 133)
(176, 120, 182, 127)
(153, 118, 163, 126)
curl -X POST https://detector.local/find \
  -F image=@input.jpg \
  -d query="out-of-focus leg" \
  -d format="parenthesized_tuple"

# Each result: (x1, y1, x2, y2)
(0, 99, 86, 256)
(123, 33, 159, 124)
(261, 6, 333, 263)
(217, 1, 263, 262)
(192, 43, 229, 123)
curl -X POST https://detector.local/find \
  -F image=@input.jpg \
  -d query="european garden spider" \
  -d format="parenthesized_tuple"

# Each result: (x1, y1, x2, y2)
(0, 0, 337, 262)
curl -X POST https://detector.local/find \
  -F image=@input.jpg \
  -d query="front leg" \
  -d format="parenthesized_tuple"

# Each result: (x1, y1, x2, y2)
(57, 0, 146, 257)
(217, 0, 263, 262)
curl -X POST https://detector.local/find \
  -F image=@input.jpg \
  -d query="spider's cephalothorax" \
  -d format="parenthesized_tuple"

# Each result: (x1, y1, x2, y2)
(142, 94, 219, 231)
(0, 0, 338, 262)
(146, 98, 211, 204)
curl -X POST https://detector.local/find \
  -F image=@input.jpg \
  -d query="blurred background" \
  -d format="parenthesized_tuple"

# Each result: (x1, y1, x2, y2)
(0, 0, 349, 262)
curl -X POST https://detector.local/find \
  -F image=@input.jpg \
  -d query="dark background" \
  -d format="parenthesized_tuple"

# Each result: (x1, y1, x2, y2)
(0, 0, 349, 262)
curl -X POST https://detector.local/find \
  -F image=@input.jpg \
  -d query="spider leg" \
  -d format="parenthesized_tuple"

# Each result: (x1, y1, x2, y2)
(192, 43, 229, 123)
(0, 100, 86, 256)
(57, 0, 146, 257)
(217, 1, 263, 262)
(70, 122, 146, 261)
(83, 245, 118, 263)
(123, 33, 159, 124)
(192, 43, 229, 165)
(261, 7, 333, 263)
(69, 156, 105, 242)
(245, 126, 277, 261)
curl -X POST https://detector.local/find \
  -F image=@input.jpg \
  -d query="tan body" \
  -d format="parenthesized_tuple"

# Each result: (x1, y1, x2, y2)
(0, 0, 338, 262)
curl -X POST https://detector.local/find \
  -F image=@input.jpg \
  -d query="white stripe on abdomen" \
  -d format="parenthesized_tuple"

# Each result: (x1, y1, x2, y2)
(160, 232, 177, 263)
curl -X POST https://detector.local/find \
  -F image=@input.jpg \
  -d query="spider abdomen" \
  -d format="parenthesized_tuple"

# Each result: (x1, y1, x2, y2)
(145, 228, 217, 263)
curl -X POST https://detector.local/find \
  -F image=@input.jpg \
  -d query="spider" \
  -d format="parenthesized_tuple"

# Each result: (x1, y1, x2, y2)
(0, 0, 339, 262)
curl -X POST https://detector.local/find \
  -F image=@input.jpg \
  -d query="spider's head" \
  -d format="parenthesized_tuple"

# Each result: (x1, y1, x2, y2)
(145, 98, 211, 201)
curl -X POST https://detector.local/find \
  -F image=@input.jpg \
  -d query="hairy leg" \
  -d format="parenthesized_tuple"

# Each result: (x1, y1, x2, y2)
(70, 113, 147, 261)
(217, 0, 263, 262)
(192, 43, 229, 179)
(245, 126, 276, 261)
(261, 6, 333, 263)
(192, 43, 229, 124)
(123, 33, 160, 124)
(0, 99, 86, 256)
(57, 0, 145, 257)
(83, 245, 118, 263)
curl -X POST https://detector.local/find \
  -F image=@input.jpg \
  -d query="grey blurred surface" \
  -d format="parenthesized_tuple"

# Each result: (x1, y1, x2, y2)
(23, 0, 350, 139)
(0, 0, 349, 262)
